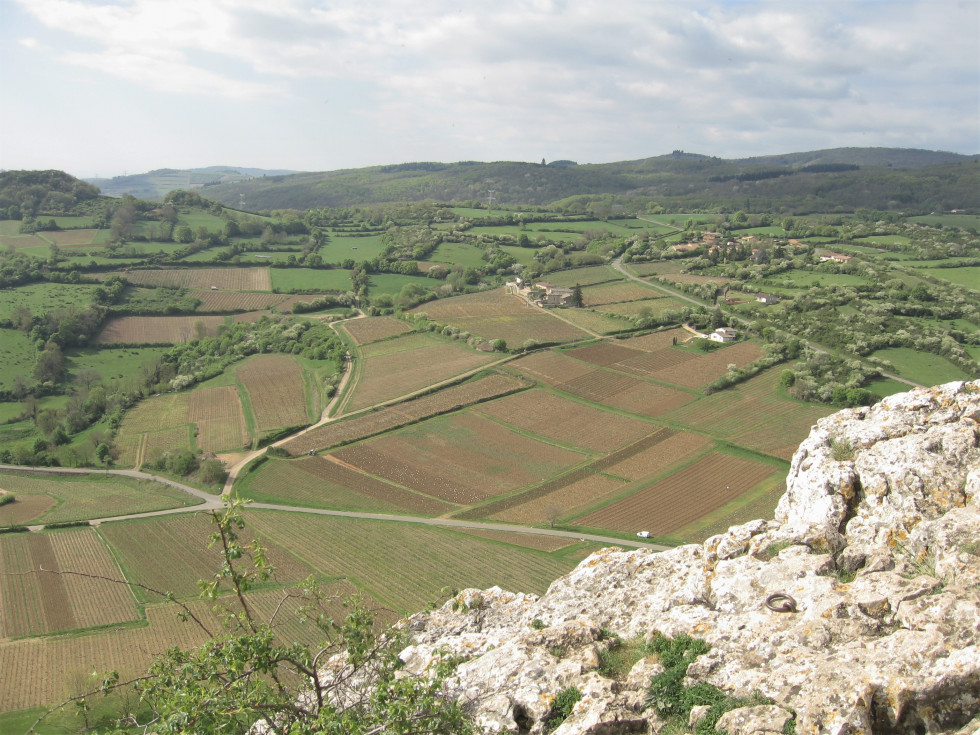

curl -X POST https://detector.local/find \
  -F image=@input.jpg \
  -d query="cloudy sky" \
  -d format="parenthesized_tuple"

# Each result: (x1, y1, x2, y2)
(1, 0, 977, 178)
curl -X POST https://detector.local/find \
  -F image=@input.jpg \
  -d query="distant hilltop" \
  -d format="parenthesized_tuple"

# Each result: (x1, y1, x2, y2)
(85, 167, 301, 200)
(78, 147, 979, 213)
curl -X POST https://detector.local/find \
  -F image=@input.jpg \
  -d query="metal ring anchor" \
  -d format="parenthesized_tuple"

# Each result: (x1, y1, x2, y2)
(765, 593, 798, 613)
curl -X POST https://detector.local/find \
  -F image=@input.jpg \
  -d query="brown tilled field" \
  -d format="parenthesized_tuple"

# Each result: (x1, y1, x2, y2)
(575, 452, 781, 536)
(590, 430, 710, 481)
(618, 328, 690, 351)
(283, 373, 526, 455)
(473, 389, 654, 453)
(287, 456, 452, 515)
(343, 316, 415, 345)
(565, 341, 645, 366)
(411, 287, 526, 318)
(331, 412, 585, 505)
(645, 341, 763, 388)
(410, 288, 591, 345)
(237, 355, 309, 431)
(591, 378, 696, 417)
(189, 291, 286, 311)
(0, 529, 139, 638)
(508, 350, 597, 385)
(554, 369, 638, 402)
(97, 315, 227, 343)
(116, 268, 272, 291)
(345, 337, 499, 412)
(43, 229, 99, 246)
(486, 471, 626, 525)
(0, 494, 56, 526)
(187, 385, 249, 452)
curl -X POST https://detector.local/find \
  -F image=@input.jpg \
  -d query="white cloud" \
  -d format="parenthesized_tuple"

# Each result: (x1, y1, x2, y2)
(7, 0, 979, 169)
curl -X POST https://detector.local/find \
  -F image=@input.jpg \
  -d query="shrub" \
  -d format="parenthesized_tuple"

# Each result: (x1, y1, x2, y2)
(829, 436, 856, 461)
(547, 686, 582, 731)
(645, 633, 774, 733)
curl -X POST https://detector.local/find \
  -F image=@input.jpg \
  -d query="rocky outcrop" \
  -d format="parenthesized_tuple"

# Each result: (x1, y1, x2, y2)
(398, 381, 980, 734)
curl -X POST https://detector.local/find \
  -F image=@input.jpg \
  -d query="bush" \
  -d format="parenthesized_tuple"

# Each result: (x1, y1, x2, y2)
(547, 686, 582, 731)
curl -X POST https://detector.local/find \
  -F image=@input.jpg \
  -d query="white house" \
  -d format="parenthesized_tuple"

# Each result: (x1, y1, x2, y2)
(709, 327, 738, 343)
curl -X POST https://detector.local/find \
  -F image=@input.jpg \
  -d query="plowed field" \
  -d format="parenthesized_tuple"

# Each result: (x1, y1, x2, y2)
(0, 529, 138, 637)
(474, 390, 653, 452)
(115, 268, 272, 290)
(187, 385, 249, 452)
(508, 350, 596, 385)
(411, 288, 590, 344)
(332, 412, 585, 504)
(565, 342, 645, 366)
(576, 452, 781, 535)
(190, 291, 286, 311)
(243, 456, 453, 516)
(283, 373, 525, 455)
(343, 316, 415, 345)
(486, 471, 626, 525)
(97, 316, 227, 343)
(99, 514, 313, 600)
(345, 334, 499, 412)
(662, 368, 834, 459)
(237, 355, 309, 431)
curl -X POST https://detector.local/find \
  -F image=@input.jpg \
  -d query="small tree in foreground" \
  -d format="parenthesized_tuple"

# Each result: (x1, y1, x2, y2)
(28, 500, 473, 735)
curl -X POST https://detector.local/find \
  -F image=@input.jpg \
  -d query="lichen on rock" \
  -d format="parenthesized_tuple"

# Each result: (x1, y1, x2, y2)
(395, 381, 980, 734)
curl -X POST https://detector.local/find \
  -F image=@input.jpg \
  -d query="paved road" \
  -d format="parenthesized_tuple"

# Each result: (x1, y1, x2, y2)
(0, 465, 668, 550)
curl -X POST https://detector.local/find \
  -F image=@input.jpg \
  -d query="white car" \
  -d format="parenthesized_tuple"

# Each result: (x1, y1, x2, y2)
(636, 531, 650, 538)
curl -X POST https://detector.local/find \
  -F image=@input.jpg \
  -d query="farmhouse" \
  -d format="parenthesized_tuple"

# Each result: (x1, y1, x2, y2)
(820, 252, 853, 263)
(709, 327, 738, 343)
(756, 292, 780, 304)
(510, 279, 574, 306)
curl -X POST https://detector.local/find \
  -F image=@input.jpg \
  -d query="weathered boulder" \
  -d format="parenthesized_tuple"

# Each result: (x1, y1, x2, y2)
(397, 381, 980, 734)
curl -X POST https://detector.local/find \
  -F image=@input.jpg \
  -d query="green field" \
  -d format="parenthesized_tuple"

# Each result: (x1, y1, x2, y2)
(0, 471, 202, 526)
(319, 234, 388, 262)
(246, 510, 596, 614)
(175, 211, 229, 230)
(367, 273, 438, 297)
(871, 347, 974, 385)
(65, 346, 171, 384)
(498, 244, 541, 266)
(425, 241, 487, 268)
(270, 268, 353, 291)
(907, 214, 980, 230)
(779, 270, 870, 288)
(543, 265, 620, 287)
(864, 377, 914, 398)
(0, 282, 100, 322)
(852, 235, 910, 245)
(0, 329, 35, 392)
(913, 266, 980, 289)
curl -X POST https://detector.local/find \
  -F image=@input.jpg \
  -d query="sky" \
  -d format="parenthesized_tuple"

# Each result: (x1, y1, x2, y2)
(1, 0, 978, 178)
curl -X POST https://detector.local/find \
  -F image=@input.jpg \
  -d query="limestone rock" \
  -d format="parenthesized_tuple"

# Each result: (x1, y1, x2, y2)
(391, 381, 980, 734)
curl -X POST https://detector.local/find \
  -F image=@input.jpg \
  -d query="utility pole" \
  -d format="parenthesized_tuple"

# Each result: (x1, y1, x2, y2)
(487, 189, 495, 213)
